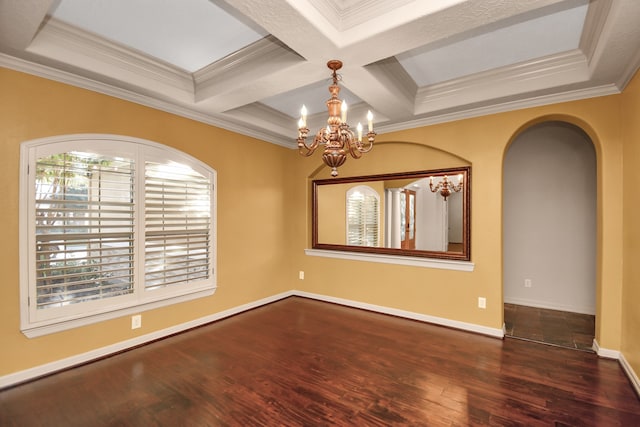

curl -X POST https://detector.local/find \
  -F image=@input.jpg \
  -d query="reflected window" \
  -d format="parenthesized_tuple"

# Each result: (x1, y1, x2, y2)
(346, 186, 379, 247)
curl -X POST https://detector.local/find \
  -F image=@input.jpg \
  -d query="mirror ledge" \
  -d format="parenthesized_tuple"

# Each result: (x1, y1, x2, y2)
(304, 249, 475, 272)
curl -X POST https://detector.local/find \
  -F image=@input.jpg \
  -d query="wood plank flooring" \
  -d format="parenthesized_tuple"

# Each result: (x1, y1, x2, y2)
(504, 303, 595, 351)
(1, 297, 639, 426)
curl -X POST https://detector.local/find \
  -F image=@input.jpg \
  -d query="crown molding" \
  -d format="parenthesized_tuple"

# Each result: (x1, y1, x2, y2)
(223, 102, 297, 139)
(0, 50, 620, 152)
(308, 0, 413, 30)
(0, 53, 294, 149)
(415, 50, 589, 115)
(579, 0, 612, 66)
(594, 0, 640, 91)
(617, 45, 640, 91)
(27, 18, 195, 101)
(194, 35, 303, 103)
(378, 83, 620, 135)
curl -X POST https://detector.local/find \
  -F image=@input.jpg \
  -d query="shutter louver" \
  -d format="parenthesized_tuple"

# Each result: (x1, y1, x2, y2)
(144, 162, 211, 291)
(35, 152, 135, 309)
(347, 189, 379, 247)
(364, 195, 379, 246)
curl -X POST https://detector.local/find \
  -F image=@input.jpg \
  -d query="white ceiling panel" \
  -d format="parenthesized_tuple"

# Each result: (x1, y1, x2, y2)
(49, 0, 268, 72)
(397, 1, 589, 86)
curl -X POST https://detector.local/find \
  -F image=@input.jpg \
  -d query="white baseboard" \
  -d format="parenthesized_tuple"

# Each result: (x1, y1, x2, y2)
(5, 291, 637, 395)
(592, 338, 620, 359)
(293, 290, 505, 338)
(620, 352, 640, 397)
(1, 290, 503, 388)
(0, 291, 295, 389)
(595, 338, 640, 398)
(504, 296, 595, 315)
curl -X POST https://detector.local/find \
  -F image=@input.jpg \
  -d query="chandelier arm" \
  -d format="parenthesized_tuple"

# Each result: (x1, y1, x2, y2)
(297, 128, 326, 155)
(341, 129, 362, 159)
(348, 143, 363, 159)
(298, 144, 315, 157)
(355, 132, 375, 154)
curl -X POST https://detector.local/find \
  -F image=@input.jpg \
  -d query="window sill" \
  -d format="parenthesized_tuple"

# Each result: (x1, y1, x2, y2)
(304, 249, 474, 271)
(21, 287, 216, 338)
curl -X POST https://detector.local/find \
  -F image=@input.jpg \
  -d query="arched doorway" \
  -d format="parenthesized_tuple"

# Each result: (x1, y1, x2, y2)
(503, 121, 596, 350)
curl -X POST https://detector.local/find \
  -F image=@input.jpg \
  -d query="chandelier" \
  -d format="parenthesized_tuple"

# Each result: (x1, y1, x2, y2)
(297, 60, 375, 177)
(429, 174, 464, 200)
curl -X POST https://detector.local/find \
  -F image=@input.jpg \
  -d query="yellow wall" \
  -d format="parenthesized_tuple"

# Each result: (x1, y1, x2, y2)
(622, 71, 640, 376)
(289, 91, 624, 350)
(1, 65, 637, 380)
(0, 68, 292, 375)
(316, 182, 349, 244)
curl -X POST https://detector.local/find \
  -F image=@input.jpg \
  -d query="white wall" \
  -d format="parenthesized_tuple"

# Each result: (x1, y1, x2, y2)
(503, 122, 596, 314)
(416, 188, 447, 251)
(448, 191, 463, 243)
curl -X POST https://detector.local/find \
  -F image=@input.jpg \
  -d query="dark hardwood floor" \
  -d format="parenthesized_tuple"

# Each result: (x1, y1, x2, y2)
(1, 297, 639, 426)
(504, 303, 595, 351)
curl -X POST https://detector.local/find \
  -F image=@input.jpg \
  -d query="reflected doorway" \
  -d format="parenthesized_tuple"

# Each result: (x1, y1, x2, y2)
(502, 121, 596, 350)
(400, 189, 416, 250)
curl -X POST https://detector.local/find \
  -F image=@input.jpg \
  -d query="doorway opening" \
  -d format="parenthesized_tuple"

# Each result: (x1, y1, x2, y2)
(502, 121, 596, 351)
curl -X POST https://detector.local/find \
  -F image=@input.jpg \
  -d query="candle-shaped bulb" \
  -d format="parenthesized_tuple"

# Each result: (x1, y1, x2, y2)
(300, 105, 307, 128)
(341, 100, 348, 123)
(298, 118, 304, 129)
(458, 173, 463, 183)
(367, 110, 373, 132)
(357, 122, 363, 142)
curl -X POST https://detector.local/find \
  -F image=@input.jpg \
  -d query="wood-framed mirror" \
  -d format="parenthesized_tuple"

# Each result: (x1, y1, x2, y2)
(312, 167, 471, 261)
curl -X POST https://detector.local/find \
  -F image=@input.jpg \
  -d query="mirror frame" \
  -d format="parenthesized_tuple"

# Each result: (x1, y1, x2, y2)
(312, 167, 471, 261)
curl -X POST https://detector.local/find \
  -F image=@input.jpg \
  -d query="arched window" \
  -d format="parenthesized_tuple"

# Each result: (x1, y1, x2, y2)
(346, 185, 380, 247)
(20, 134, 216, 336)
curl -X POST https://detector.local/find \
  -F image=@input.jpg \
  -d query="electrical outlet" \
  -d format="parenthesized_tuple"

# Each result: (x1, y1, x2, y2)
(131, 314, 142, 329)
(478, 297, 486, 309)
(524, 279, 532, 288)
(299, 271, 305, 280)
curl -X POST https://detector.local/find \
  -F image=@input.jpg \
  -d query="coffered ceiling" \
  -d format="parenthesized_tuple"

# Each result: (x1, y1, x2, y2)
(1, 0, 640, 148)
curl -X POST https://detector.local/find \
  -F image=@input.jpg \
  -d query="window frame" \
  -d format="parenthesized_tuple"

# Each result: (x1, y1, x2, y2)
(19, 134, 217, 337)
(346, 185, 380, 247)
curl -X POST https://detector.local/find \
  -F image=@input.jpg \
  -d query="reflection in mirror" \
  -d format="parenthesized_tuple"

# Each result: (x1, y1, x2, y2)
(313, 167, 470, 260)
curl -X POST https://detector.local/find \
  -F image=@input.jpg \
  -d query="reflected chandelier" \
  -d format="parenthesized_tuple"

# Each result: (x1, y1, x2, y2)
(429, 174, 464, 200)
(297, 60, 375, 177)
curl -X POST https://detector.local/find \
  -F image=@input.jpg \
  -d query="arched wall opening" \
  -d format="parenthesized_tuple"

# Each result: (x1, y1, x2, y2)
(503, 120, 597, 347)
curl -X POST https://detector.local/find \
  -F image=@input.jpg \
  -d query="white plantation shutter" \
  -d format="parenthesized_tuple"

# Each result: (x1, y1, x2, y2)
(346, 186, 379, 247)
(34, 152, 135, 309)
(22, 135, 217, 336)
(145, 161, 211, 290)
